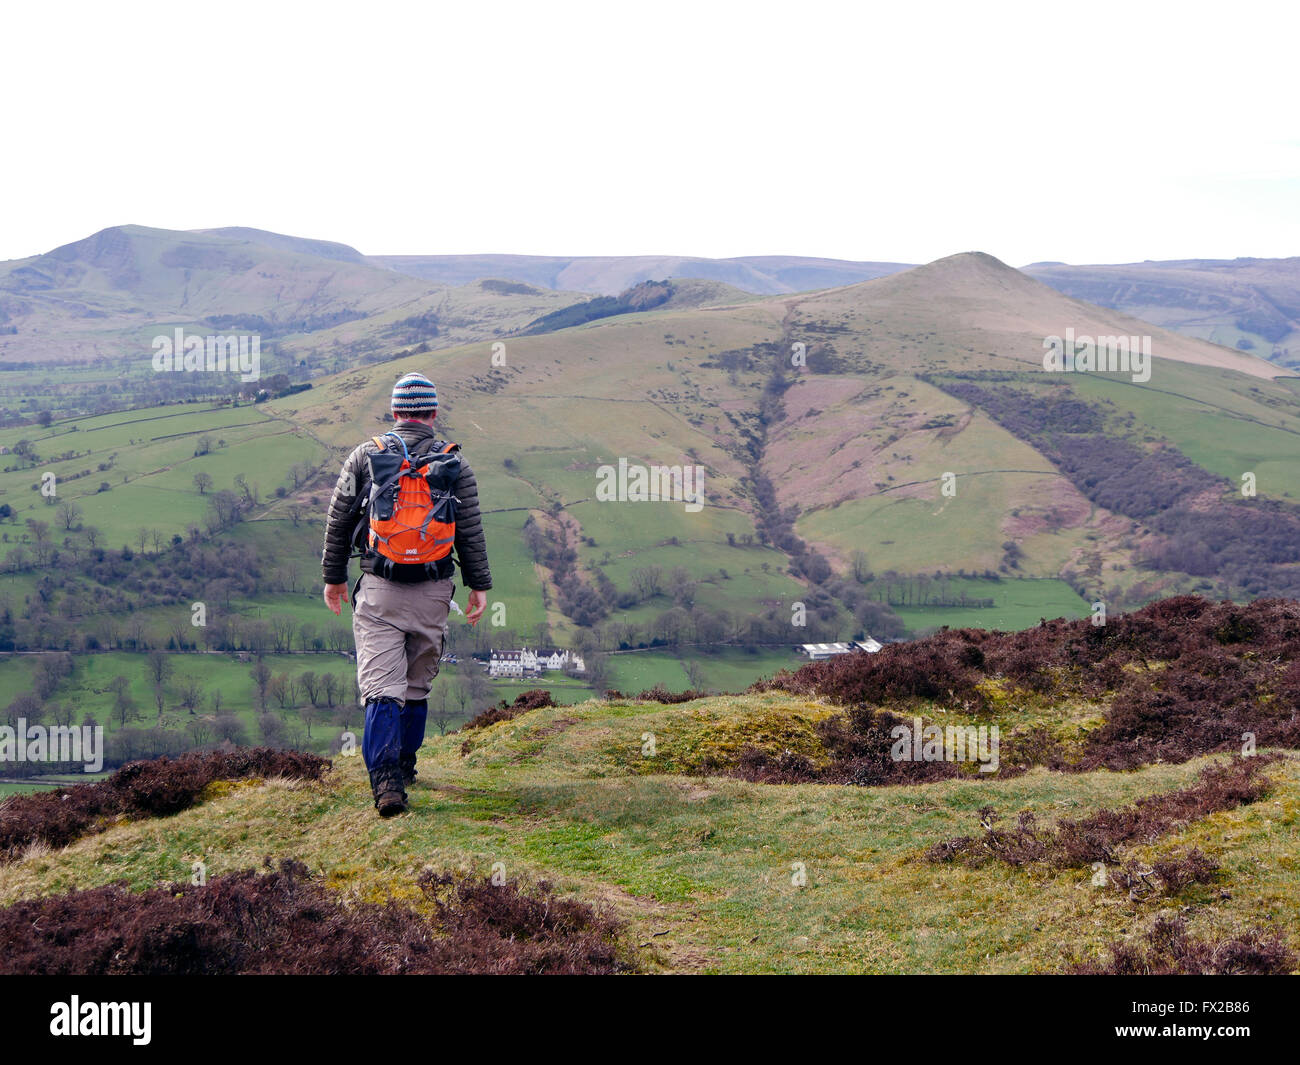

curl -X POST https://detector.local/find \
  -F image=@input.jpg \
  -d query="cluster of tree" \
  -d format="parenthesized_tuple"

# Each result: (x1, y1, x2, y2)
(0, 520, 347, 652)
(11, 374, 251, 425)
(1233, 310, 1291, 344)
(385, 309, 441, 345)
(522, 513, 609, 627)
(861, 572, 998, 610)
(203, 310, 366, 338)
(5, 330, 326, 427)
(741, 358, 837, 585)
(520, 280, 674, 336)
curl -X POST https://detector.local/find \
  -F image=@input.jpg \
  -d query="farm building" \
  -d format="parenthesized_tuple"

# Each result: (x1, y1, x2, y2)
(796, 639, 882, 660)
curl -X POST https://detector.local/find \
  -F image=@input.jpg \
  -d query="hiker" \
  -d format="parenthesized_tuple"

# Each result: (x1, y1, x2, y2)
(320, 372, 490, 816)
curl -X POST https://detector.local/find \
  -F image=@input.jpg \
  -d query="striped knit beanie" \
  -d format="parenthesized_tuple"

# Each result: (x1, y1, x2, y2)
(391, 372, 438, 415)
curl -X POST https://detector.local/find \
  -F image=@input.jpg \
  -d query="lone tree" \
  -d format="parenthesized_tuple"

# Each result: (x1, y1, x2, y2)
(430, 687, 455, 735)
(852, 550, 871, 584)
(249, 658, 272, 710)
(56, 501, 82, 531)
(298, 670, 321, 706)
(300, 702, 320, 738)
(146, 649, 174, 689)
(268, 673, 291, 710)
(176, 674, 204, 715)
(631, 565, 664, 601)
(108, 675, 140, 729)
(685, 659, 705, 690)
(193, 471, 213, 495)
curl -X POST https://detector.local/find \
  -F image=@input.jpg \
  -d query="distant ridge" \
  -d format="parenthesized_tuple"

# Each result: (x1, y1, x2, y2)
(196, 227, 370, 266)
(370, 253, 914, 295)
(5, 222, 1300, 371)
(1026, 257, 1300, 368)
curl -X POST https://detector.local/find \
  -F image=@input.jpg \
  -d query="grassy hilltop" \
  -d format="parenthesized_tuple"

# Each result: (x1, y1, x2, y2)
(2, 696, 1296, 974)
(3, 596, 1298, 974)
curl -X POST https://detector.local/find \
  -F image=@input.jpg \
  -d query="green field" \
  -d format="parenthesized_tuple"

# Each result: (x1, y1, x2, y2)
(0, 402, 328, 547)
(0, 774, 111, 798)
(887, 577, 1091, 634)
(1070, 364, 1300, 502)
(0, 643, 615, 765)
(604, 648, 797, 693)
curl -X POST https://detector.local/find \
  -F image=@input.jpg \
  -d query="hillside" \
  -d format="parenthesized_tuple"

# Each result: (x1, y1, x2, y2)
(10, 224, 1299, 377)
(0, 225, 582, 371)
(8, 240, 1300, 771)
(368, 250, 1300, 375)
(788, 251, 1280, 379)
(196, 227, 372, 265)
(0, 225, 427, 364)
(6, 245, 1298, 668)
(271, 249, 1300, 648)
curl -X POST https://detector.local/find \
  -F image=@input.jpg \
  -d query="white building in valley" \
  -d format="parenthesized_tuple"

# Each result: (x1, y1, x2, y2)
(489, 651, 528, 678)
(488, 647, 586, 678)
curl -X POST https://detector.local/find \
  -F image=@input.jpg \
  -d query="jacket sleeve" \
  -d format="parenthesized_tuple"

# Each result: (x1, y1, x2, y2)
(321, 444, 370, 585)
(452, 458, 492, 591)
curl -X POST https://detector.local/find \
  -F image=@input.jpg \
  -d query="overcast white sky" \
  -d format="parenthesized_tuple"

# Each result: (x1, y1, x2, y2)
(2, 0, 1297, 266)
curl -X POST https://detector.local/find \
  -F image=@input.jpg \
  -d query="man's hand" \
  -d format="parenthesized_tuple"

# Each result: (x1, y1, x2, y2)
(465, 589, 487, 626)
(323, 582, 349, 616)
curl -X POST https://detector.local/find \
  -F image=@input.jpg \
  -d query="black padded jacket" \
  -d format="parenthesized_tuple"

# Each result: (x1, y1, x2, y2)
(320, 421, 492, 591)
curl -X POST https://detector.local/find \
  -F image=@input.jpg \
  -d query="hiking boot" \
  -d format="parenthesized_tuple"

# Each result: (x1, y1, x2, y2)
(368, 761, 407, 816)
(376, 790, 407, 817)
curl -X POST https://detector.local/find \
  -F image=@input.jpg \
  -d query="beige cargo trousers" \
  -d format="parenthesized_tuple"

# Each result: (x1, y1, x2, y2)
(352, 573, 455, 704)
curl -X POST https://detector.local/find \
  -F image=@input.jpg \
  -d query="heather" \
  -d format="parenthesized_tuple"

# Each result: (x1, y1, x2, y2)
(0, 859, 631, 975)
(0, 747, 329, 861)
(758, 595, 1300, 772)
(1071, 916, 1295, 975)
(926, 756, 1274, 876)
(462, 688, 557, 730)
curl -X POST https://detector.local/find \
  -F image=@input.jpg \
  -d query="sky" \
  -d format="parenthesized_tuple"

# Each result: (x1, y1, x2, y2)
(2, 0, 1298, 266)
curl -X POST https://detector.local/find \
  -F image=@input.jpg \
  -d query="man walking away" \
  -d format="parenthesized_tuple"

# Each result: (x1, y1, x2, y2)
(321, 372, 491, 816)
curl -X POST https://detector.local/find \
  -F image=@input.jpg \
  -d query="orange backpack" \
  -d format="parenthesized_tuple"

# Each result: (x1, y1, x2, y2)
(364, 433, 460, 567)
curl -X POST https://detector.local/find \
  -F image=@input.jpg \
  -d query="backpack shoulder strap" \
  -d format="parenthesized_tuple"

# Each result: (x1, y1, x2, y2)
(411, 438, 458, 465)
(373, 431, 412, 461)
